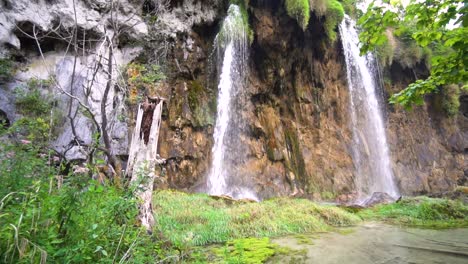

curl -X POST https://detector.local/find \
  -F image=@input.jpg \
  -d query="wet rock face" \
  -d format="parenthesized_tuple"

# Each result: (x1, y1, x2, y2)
(152, 0, 357, 198)
(385, 65, 467, 195)
(242, 1, 355, 198)
(159, 0, 466, 199)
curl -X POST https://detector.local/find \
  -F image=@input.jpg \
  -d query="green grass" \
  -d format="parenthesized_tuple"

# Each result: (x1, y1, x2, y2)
(358, 197, 468, 229)
(153, 190, 360, 246)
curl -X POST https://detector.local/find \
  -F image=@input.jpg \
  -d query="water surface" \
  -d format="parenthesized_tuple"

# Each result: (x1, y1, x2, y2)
(271, 223, 468, 264)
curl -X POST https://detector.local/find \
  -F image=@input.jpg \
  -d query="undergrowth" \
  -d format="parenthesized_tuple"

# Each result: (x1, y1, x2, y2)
(0, 122, 174, 263)
(153, 190, 360, 246)
(358, 197, 468, 229)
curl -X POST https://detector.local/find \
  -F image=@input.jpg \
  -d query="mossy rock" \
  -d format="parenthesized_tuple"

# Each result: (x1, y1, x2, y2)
(324, 0, 344, 42)
(285, 0, 311, 30)
(188, 80, 216, 127)
(283, 124, 309, 189)
(218, 238, 277, 264)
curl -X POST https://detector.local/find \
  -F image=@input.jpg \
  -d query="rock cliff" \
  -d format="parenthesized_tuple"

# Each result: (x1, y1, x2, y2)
(0, 0, 465, 200)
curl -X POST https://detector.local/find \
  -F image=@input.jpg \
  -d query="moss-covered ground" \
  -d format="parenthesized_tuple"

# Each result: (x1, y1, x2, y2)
(153, 190, 360, 246)
(357, 196, 468, 229)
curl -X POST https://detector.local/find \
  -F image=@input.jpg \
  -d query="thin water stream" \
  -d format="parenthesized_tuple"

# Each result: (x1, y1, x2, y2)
(206, 4, 256, 200)
(339, 16, 399, 202)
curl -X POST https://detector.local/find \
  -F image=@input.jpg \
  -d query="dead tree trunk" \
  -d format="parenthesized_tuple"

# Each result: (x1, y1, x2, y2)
(126, 97, 164, 231)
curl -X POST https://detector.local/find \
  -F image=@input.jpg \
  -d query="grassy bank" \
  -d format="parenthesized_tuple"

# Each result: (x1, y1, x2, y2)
(153, 190, 360, 246)
(358, 196, 468, 229)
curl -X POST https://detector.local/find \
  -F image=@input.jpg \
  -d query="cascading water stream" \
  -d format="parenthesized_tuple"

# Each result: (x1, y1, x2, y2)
(339, 16, 399, 202)
(208, 43, 234, 195)
(206, 4, 257, 200)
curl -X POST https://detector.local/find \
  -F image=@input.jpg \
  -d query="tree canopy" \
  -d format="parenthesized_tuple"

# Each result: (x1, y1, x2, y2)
(358, 0, 467, 108)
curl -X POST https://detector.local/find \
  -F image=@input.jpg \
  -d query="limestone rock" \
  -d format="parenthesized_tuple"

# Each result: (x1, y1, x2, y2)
(361, 192, 397, 207)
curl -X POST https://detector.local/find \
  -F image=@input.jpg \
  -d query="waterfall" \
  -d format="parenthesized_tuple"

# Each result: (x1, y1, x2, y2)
(206, 4, 256, 200)
(339, 16, 399, 202)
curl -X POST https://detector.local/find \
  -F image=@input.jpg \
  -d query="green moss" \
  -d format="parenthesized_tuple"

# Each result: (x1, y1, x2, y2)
(358, 197, 468, 229)
(219, 237, 277, 264)
(153, 190, 360, 246)
(441, 84, 461, 117)
(188, 81, 215, 127)
(285, 0, 311, 30)
(324, 0, 345, 42)
(284, 125, 309, 191)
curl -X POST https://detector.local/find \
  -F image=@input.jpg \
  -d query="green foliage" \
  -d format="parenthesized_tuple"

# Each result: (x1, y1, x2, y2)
(358, 0, 467, 108)
(324, 0, 345, 41)
(358, 197, 468, 229)
(285, 0, 311, 30)
(127, 63, 165, 87)
(126, 63, 165, 104)
(0, 139, 171, 263)
(441, 84, 461, 117)
(11, 77, 63, 144)
(0, 58, 14, 82)
(15, 78, 55, 117)
(375, 33, 395, 67)
(153, 190, 360, 246)
(8, 117, 50, 143)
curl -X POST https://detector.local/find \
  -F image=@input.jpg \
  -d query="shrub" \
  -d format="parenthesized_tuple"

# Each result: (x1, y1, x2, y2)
(324, 0, 344, 41)
(15, 78, 56, 115)
(0, 142, 170, 263)
(285, 0, 311, 30)
(126, 63, 165, 104)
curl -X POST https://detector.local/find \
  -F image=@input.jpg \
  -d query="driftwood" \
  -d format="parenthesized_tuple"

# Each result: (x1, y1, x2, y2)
(126, 97, 164, 231)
